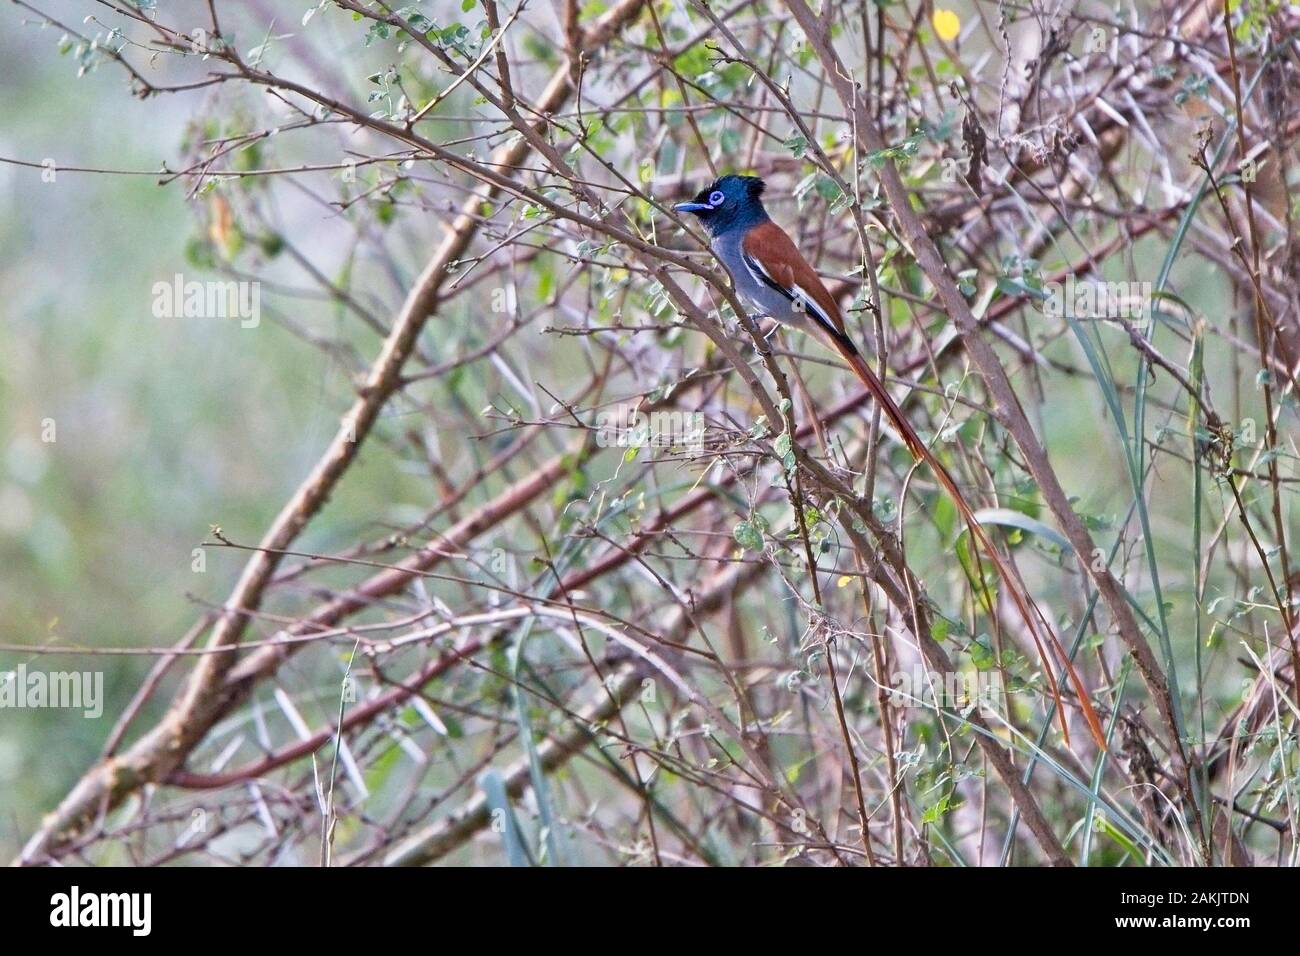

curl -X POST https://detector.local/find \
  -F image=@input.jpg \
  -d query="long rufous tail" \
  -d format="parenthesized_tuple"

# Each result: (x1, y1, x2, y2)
(823, 329, 1107, 751)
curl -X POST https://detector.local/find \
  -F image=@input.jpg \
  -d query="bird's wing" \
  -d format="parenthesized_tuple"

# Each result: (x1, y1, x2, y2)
(740, 221, 847, 337)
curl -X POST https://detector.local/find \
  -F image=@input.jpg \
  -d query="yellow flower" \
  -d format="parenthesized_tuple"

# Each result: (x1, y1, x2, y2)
(932, 8, 961, 42)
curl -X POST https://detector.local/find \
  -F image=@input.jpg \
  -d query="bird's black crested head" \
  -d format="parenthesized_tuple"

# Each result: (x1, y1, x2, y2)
(673, 173, 769, 236)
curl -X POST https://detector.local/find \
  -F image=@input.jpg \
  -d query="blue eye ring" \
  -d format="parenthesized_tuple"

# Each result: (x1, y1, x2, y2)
(708, 190, 725, 207)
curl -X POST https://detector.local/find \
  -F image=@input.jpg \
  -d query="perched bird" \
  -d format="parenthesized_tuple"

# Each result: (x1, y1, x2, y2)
(675, 173, 1105, 750)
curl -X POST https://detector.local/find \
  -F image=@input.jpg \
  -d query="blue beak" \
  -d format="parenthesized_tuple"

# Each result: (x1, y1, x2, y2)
(673, 201, 711, 213)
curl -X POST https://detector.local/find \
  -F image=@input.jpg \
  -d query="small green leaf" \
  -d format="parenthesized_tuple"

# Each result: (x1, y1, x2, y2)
(969, 634, 995, 671)
(733, 521, 763, 551)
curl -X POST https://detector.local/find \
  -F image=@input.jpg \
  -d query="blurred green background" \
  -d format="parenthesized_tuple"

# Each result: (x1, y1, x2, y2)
(0, 10, 404, 856)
